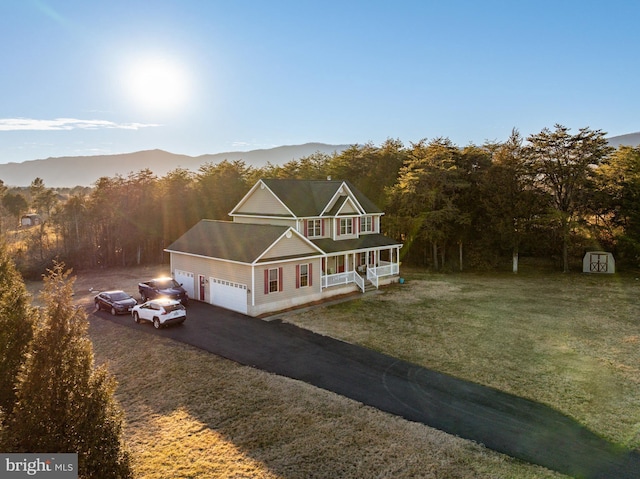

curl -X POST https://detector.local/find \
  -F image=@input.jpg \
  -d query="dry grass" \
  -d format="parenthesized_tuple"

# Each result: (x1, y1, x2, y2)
(88, 316, 564, 479)
(284, 268, 640, 451)
(23, 265, 567, 478)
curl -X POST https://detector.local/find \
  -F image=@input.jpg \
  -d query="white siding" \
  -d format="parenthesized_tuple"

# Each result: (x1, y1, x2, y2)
(262, 234, 318, 260)
(253, 259, 322, 310)
(338, 200, 358, 214)
(235, 186, 290, 216)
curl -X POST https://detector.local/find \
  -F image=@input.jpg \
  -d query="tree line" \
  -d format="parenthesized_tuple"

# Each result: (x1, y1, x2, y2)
(3, 123, 640, 276)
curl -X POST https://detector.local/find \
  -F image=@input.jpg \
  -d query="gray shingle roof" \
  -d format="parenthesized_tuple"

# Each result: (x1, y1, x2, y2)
(167, 221, 401, 263)
(311, 234, 402, 254)
(261, 179, 382, 217)
(165, 220, 292, 263)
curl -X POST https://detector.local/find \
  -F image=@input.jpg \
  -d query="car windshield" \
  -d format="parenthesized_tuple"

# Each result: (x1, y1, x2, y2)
(156, 279, 179, 289)
(163, 304, 185, 313)
(110, 292, 130, 301)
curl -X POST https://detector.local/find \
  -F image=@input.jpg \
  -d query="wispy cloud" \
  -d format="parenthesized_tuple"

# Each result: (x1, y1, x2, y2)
(0, 118, 160, 131)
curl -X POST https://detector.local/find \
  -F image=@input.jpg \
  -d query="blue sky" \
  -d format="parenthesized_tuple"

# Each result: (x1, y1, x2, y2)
(0, 0, 638, 164)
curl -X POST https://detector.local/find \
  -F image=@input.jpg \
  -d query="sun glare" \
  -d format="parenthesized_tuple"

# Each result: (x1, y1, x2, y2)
(123, 54, 191, 115)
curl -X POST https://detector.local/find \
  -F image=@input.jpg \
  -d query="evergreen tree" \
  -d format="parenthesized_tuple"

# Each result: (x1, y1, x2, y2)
(6, 262, 132, 479)
(0, 242, 34, 417)
(480, 130, 549, 272)
(525, 124, 613, 272)
(2, 192, 28, 225)
(387, 138, 467, 269)
(595, 145, 640, 265)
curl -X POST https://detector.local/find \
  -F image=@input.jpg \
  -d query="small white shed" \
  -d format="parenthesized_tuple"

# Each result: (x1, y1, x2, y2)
(20, 213, 41, 227)
(583, 251, 615, 274)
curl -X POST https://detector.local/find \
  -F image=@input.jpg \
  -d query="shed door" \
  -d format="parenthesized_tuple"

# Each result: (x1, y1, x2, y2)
(590, 253, 609, 273)
(210, 278, 248, 314)
(174, 270, 195, 300)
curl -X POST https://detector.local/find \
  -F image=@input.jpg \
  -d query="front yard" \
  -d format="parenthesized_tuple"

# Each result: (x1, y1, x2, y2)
(50, 265, 568, 478)
(30, 264, 638, 477)
(284, 268, 640, 450)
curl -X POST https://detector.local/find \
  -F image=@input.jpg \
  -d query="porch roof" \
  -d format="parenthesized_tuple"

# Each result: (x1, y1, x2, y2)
(311, 234, 401, 254)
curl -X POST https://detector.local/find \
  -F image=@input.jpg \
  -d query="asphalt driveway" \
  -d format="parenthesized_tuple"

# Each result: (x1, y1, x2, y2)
(93, 301, 640, 479)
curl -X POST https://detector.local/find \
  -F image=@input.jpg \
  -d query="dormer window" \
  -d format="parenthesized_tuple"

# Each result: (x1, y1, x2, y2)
(340, 218, 353, 235)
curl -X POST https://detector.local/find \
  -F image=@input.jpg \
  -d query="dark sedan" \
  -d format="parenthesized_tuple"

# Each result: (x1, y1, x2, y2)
(94, 290, 137, 315)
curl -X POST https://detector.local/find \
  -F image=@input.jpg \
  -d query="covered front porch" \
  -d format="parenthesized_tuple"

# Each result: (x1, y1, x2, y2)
(321, 246, 401, 292)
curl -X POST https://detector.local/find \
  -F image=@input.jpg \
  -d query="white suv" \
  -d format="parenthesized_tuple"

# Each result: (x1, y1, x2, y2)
(132, 298, 186, 329)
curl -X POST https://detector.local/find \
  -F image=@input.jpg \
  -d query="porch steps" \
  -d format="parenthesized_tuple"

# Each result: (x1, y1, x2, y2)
(363, 281, 377, 293)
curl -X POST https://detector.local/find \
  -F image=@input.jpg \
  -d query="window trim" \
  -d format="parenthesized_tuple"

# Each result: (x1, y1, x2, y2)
(360, 216, 373, 232)
(339, 217, 353, 235)
(306, 219, 322, 238)
(296, 263, 313, 288)
(264, 267, 283, 294)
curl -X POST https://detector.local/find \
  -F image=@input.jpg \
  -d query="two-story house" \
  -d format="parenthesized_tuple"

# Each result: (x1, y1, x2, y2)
(165, 178, 403, 316)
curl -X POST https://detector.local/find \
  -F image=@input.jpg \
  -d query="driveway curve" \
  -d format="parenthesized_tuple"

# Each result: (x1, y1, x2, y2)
(93, 301, 640, 479)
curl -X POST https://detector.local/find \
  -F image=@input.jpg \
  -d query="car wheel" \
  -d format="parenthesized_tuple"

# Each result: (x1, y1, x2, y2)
(141, 293, 147, 302)
(133, 312, 140, 324)
(94, 301, 100, 311)
(110, 307, 117, 316)
(153, 317, 161, 329)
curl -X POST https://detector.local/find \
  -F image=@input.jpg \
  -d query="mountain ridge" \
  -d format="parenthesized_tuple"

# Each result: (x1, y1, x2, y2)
(606, 132, 640, 148)
(3, 133, 639, 188)
(0, 143, 350, 188)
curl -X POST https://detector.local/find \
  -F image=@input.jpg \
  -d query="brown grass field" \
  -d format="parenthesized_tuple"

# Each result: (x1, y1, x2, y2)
(29, 264, 638, 478)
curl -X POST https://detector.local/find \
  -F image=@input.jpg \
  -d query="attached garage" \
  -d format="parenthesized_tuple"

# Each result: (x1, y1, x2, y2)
(174, 270, 195, 299)
(165, 220, 327, 317)
(210, 277, 248, 314)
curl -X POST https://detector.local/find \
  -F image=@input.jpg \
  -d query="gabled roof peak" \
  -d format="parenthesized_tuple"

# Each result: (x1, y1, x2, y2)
(259, 178, 382, 217)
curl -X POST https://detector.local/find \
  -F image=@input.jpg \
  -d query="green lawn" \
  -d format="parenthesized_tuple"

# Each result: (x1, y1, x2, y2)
(284, 269, 640, 450)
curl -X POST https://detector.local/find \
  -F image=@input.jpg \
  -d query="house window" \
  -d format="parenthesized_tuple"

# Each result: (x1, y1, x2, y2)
(264, 267, 282, 294)
(307, 219, 322, 237)
(296, 263, 313, 288)
(269, 268, 279, 292)
(340, 218, 353, 235)
(360, 216, 373, 232)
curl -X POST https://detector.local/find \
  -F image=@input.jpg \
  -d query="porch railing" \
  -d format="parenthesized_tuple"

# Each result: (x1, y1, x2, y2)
(366, 267, 378, 288)
(321, 270, 365, 292)
(322, 271, 355, 289)
(322, 262, 399, 292)
(368, 261, 399, 278)
(367, 261, 400, 289)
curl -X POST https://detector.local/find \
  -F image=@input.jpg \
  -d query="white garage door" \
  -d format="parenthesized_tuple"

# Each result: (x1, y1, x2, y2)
(210, 278, 248, 314)
(174, 270, 195, 300)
